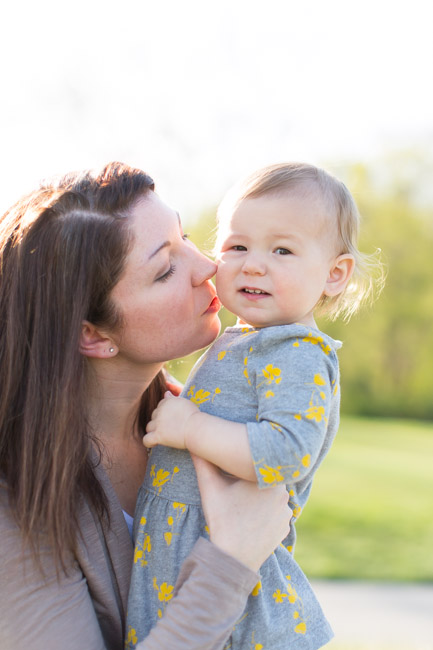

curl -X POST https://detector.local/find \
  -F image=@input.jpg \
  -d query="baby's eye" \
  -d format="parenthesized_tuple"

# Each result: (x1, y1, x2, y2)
(232, 245, 247, 251)
(275, 247, 292, 255)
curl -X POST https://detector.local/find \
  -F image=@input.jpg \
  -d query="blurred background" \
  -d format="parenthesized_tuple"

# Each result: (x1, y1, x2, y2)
(1, 0, 432, 647)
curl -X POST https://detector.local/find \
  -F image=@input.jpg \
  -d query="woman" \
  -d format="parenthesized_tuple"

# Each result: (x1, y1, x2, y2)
(0, 162, 291, 649)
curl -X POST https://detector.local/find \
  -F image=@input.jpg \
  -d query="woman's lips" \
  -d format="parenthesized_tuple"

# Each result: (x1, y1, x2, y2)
(205, 295, 222, 313)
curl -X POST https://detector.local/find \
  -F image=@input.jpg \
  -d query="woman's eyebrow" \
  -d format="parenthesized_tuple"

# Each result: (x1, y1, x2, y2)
(148, 241, 170, 261)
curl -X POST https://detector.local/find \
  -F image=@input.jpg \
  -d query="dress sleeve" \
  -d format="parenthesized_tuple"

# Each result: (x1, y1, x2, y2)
(137, 538, 258, 650)
(246, 329, 339, 490)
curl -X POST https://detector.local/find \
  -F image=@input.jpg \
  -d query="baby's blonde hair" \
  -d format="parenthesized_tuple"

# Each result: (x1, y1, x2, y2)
(216, 162, 384, 322)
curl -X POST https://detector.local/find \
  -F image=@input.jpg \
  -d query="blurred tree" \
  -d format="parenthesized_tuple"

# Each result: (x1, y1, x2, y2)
(323, 153, 433, 419)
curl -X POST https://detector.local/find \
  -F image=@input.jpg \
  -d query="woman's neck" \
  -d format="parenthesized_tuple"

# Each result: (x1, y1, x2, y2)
(87, 358, 162, 441)
(86, 359, 162, 514)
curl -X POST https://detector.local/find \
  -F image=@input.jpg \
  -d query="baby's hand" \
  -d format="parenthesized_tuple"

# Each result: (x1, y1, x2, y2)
(144, 391, 199, 450)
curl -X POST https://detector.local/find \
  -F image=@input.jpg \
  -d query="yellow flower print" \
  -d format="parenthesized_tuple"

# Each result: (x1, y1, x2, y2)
(265, 365, 281, 381)
(295, 622, 307, 634)
(294, 413, 302, 421)
(211, 387, 221, 402)
(305, 405, 326, 422)
(188, 387, 211, 405)
(158, 582, 174, 602)
(284, 575, 308, 634)
(314, 373, 326, 386)
(261, 364, 282, 383)
(125, 626, 137, 647)
(250, 631, 263, 649)
(241, 350, 253, 386)
(152, 468, 170, 490)
(265, 390, 275, 398)
(153, 577, 175, 619)
(302, 332, 331, 355)
(270, 422, 282, 433)
(217, 350, 226, 361)
(164, 501, 187, 545)
(134, 531, 151, 567)
(251, 581, 262, 596)
(290, 452, 311, 481)
(302, 333, 321, 345)
(151, 466, 179, 494)
(273, 589, 286, 603)
(286, 583, 298, 604)
(259, 465, 285, 484)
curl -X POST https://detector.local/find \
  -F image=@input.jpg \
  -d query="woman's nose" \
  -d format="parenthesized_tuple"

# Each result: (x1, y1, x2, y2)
(241, 252, 266, 275)
(190, 247, 217, 285)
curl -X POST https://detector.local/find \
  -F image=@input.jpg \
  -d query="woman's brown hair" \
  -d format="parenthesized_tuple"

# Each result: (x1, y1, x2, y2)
(0, 162, 166, 570)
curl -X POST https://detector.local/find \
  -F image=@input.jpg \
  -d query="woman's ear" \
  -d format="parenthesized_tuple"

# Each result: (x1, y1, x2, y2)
(324, 254, 355, 297)
(79, 320, 117, 358)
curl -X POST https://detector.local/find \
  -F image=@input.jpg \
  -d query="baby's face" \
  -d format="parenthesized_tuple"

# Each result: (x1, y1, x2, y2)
(215, 192, 339, 328)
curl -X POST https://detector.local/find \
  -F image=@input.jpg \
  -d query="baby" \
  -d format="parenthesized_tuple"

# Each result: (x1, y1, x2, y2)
(126, 162, 380, 649)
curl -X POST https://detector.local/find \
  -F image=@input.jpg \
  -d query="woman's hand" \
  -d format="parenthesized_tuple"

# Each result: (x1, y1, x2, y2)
(193, 456, 292, 573)
(144, 392, 199, 449)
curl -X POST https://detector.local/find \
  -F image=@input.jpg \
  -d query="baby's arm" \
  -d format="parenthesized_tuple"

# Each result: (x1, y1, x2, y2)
(144, 392, 257, 481)
(145, 331, 338, 488)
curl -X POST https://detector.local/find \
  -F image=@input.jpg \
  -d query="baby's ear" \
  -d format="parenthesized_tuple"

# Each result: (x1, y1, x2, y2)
(324, 254, 355, 297)
(79, 320, 117, 358)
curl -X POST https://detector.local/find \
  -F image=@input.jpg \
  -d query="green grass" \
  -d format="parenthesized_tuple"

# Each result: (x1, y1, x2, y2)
(294, 417, 433, 582)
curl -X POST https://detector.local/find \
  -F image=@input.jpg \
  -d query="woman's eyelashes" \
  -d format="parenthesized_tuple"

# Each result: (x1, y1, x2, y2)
(156, 265, 176, 282)
(156, 233, 190, 282)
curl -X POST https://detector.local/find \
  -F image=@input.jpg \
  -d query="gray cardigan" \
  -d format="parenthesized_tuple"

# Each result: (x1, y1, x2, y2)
(0, 458, 258, 650)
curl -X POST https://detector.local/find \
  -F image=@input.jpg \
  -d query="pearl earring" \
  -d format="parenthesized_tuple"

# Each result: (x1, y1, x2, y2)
(109, 347, 115, 353)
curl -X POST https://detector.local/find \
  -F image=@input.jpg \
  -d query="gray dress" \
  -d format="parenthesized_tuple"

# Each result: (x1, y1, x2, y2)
(127, 324, 340, 649)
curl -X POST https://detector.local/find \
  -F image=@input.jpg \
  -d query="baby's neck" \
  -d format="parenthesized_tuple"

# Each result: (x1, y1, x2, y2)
(235, 317, 318, 329)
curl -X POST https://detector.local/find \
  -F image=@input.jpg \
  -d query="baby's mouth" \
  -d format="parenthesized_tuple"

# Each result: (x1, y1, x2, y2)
(242, 288, 269, 295)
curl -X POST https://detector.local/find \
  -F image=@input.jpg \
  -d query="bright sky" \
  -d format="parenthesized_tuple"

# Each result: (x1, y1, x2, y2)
(1, 0, 432, 219)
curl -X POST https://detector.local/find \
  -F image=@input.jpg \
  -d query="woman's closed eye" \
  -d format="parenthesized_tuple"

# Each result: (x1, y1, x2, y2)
(156, 265, 176, 282)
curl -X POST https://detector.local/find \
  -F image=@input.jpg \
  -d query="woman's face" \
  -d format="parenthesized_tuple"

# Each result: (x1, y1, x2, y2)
(110, 193, 221, 364)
